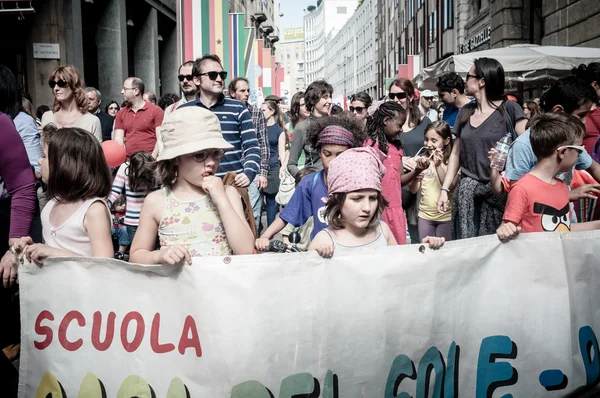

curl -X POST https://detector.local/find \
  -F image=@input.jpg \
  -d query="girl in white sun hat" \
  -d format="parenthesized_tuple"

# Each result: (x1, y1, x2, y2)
(130, 107, 255, 265)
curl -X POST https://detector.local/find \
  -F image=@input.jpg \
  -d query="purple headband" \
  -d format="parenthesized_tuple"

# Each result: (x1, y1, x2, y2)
(318, 125, 355, 147)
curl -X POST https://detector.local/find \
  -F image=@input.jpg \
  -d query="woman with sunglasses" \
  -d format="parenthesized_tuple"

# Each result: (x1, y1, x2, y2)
(40, 66, 102, 142)
(437, 57, 527, 239)
(349, 92, 372, 126)
(388, 78, 432, 242)
(105, 101, 120, 117)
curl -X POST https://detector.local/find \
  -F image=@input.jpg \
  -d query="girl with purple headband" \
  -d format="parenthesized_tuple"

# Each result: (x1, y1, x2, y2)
(309, 147, 445, 258)
(255, 115, 365, 252)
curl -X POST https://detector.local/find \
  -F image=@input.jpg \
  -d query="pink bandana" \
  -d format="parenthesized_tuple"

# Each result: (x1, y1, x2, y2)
(327, 147, 387, 194)
(317, 125, 356, 147)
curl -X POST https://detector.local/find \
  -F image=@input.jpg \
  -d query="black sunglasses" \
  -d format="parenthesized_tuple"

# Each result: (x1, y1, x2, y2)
(199, 71, 228, 81)
(466, 73, 481, 81)
(188, 149, 225, 163)
(178, 74, 194, 82)
(389, 92, 407, 100)
(49, 80, 68, 89)
(349, 106, 366, 113)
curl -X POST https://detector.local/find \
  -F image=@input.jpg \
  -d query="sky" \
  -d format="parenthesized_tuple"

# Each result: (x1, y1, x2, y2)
(279, 0, 315, 32)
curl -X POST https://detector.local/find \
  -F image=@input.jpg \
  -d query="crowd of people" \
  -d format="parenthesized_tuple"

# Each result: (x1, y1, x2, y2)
(0, 54, 600, 392)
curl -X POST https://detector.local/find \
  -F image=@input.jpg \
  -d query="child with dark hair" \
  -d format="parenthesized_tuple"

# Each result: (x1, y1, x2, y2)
(110, 195, 130, 259)
(308, 147, 444, 258)
(366, 101, 428, 244)
(572, 62, 600, 155)
(410, 121, 458, 242)
(497, 113, 600, 241)
(255, 114, 365, 251)
(107, 151, 160, 244)
(16, 126, 113, 263)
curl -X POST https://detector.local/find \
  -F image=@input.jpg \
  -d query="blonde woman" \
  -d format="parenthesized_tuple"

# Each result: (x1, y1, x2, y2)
(41, 65, 102, 141)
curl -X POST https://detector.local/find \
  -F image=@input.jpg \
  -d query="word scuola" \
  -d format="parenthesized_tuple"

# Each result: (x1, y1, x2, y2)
(33, 310, 202, 356)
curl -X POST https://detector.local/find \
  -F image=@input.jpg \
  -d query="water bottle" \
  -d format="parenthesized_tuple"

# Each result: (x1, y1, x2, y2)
(491, 132, 512, 170)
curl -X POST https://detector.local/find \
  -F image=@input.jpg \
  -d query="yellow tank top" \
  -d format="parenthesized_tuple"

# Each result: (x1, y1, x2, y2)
(158, 188, 232, 257)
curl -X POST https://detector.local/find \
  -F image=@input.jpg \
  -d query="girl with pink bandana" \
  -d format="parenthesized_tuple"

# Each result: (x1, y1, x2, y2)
(255, 115, 365, 251)
(309, 147, 445, 258)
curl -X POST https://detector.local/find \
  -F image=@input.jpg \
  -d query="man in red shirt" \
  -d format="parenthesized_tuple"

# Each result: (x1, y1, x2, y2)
(114, 77, 164, 158)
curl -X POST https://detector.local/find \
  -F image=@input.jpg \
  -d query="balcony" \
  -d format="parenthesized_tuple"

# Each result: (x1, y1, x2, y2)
(252, 12, 267, 25)
(261, 25, 274, 35)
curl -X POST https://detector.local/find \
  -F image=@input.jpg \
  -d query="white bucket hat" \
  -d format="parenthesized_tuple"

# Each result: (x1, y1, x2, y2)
(157, 107, 233, 161)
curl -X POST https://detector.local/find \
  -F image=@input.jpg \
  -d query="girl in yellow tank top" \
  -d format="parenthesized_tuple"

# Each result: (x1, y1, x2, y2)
(129, 107, 255, 265)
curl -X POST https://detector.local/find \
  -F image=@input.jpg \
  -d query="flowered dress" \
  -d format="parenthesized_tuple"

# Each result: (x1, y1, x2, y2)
(158, 188, 232, 257)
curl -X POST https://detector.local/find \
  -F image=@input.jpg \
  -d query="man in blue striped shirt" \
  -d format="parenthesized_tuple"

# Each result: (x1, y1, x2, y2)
(178, 54, 260, 187)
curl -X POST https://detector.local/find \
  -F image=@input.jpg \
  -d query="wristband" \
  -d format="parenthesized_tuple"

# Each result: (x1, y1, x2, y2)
(441, 188, 450, 193)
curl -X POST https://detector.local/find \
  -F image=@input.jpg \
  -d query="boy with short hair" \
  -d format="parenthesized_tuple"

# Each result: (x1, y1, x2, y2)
(497, 113, 600, 241)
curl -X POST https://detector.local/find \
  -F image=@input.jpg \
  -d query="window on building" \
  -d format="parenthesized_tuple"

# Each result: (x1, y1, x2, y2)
(400, 46, 406, 64)
(433, 9, 437, 41)
(419, 0, 424, 9)
(337, 6, 347, 14)
(402, 9, 406, 29)
(418, 25, 423, 52)
(444, 0, 454, 29)
(395, 0, 399, 8)
(409, 36, 414, 54)
(409, 0, 414, 20)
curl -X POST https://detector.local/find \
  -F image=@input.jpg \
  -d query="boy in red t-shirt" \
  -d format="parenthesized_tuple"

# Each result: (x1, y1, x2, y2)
(497, 113, 600, 241)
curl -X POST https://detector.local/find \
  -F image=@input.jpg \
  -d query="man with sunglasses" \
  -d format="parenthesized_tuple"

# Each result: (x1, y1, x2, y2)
(164, 61, 198, 117)
(229, 77, 270, 225)
(114, 77, 164, 159)
(179, 54, 260, 188)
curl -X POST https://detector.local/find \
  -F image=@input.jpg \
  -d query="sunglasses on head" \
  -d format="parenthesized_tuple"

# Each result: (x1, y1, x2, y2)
(557, 145, 585, 155)
(188, 149, 225, 163)
(178, 74, 194, 82)
(349, 106, 366, 113)
(389, 92, 407, 100)
(49, 80, 68, 89)
(199, 71, 228, 81)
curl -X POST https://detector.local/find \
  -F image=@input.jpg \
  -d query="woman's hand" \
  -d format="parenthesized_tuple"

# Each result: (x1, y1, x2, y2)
(437, 190, 449, 213)
(415, 156, 430, 172)
(157, 245, 192, 265)
(0, 250, 18, 288)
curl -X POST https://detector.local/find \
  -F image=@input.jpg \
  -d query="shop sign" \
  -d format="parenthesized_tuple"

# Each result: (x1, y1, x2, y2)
(33, 43, 60, 59)
(459, 25, 491, 54)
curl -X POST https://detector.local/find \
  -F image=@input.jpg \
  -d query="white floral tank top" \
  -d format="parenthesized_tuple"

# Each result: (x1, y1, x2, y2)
(158, 188, 232, 257)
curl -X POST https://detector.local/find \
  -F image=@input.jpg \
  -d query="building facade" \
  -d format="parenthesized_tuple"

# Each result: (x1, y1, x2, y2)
(230, 0, 281, 52)
(376, 0, 455, 98)
(304, 0, 358, 83)
(325, 0, 377, 102)
(456, 0, 599, 55)
(1, 0, 178, 113)
(275, 28, 306, 104)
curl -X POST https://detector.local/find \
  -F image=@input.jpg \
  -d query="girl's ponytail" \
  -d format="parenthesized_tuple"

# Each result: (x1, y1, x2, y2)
(366, 101, 406, 155)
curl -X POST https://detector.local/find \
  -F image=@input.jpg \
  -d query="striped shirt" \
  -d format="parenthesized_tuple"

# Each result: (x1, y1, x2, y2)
(107, 162, 159, 227)
(178, 94, 261, 180)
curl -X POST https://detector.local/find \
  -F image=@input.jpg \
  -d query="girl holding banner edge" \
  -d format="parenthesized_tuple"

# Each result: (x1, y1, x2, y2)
(129, 107, 255, 265)
(308, 147, 444, 258)
(15, 125, 114, 264)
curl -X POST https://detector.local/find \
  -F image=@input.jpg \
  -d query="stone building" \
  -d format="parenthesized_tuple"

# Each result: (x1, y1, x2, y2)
(275, 29, 306, 103)
(1, 0, 178, 111)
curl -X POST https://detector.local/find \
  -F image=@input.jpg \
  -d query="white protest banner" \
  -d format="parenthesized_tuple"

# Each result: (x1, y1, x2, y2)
(18, 232, 600, 397)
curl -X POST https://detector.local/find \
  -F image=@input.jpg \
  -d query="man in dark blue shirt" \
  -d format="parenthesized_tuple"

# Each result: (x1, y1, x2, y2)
(436, 72, 471, 130)
(179, 54, 260, 188)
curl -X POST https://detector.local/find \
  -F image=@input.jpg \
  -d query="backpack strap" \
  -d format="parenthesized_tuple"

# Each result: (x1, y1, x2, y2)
(312, 170, 321, 189)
